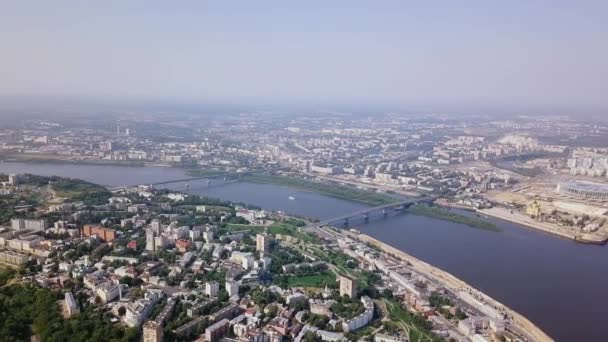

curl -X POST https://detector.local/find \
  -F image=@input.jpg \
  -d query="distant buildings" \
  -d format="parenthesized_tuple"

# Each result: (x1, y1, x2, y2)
(11, 218, 47, 231)
(175, 239, 191, 253)
(236, 207, 266, 221)
(0, 250, 28, 266)
(226, 280, 239, 298)
(205, 281, 219, 297)
(8, 173, 20, 186)
(154, 236, 167, 251)
(256, 234, 272, 254)
(339, 275, 357, 298)
(311, 164, 343, 175)
(203, 230, 214, 243)
(151, 220, 162, 234)
(567, 149, 608, 178)
(146, 229, 156, 252)
(7, 234, 42, 253)
(82, 225, 116, 242)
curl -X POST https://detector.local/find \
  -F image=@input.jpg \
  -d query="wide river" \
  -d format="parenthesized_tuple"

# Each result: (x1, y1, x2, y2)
(1, 162, 605, 341)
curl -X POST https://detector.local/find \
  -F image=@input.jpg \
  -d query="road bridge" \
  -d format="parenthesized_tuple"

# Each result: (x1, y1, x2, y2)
(110, 168, 282, 191)
(311, 196, 437, 229)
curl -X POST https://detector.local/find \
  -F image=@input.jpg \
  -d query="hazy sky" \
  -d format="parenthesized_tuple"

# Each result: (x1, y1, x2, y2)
(1, 1, 607, 113)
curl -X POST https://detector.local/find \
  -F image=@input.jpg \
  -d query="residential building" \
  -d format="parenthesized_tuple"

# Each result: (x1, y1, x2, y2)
(256, 234, 272, 254)
(143, 320, 164, 342)
(205, 281, 219, 297)
(226, 280, 239, 297)
(11, 218, 47, 231)
(204, 318, 230, 342)
(339, 276, 357, 298)
(342, 296, 374, 333)
(146, 229, 155, 252)
(82, 225, 116, 242)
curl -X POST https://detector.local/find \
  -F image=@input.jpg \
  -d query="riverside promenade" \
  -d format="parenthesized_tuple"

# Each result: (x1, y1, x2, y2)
(357, 234, 554, 342)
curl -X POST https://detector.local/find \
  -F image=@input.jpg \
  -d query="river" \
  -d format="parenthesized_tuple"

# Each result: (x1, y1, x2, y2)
(0, 161, 605, 341)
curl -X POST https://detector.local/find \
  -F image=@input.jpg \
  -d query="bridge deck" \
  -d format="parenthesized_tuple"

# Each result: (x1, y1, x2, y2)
(314, 196, 436, 227)
(112, 168, 282, 189)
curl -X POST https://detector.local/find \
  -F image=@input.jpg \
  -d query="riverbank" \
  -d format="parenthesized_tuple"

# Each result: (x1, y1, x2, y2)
(183, 168, 228, 177)
(434, 198, 475, 210)
(479, 207, 608, 244)
(242, 174, 400, 206)
(407, 204, 501, 232)
(0, 153, 146, 167)
(357, 234, 554, 342)
(310, 173, 422, 198)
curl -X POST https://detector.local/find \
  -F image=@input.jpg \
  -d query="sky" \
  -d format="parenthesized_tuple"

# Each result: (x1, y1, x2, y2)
(1, 1, 607, 114)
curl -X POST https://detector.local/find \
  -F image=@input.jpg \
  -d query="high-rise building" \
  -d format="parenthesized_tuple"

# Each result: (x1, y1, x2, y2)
(256, 234, 272, 254)
(203, 230, 214, 243)
(154, 236, 167, 251)
(151, 220, 161, 235)
(205, 281, 219, 297)
(142, 320, 163, 342)
(339, 276, 357, 298)
(8, 174, 20, 186)
(146, 229, 156, 252)
(226, 281, 239, 298)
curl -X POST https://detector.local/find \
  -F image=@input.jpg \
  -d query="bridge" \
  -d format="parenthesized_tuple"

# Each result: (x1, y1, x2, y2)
(311, 196, 437, 229)
(110, 168, 282, 190)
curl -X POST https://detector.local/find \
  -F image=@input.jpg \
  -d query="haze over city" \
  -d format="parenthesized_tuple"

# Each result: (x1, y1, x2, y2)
(1, 1, 608, 115)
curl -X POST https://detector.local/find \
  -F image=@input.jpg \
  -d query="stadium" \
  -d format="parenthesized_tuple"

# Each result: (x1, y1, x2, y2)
(557, 181, 608, 201)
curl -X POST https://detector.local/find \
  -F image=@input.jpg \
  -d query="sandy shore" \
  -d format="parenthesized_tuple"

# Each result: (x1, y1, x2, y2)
(357, 234, 554, 342)
(479, 207, 608, 244)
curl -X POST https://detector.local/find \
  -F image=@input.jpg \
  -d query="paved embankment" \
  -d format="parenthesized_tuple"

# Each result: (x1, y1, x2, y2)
(357, 234, 554, 342)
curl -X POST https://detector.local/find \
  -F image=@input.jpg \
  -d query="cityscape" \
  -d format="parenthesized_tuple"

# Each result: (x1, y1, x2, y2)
(1, 2, 607, 342)
(1, 112, 607, 342)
